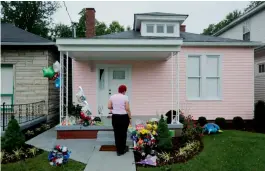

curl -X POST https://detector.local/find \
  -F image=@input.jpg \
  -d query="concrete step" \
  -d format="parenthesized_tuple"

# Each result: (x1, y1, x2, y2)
(97, 131, 131, 139)
(96, 137, 133, 146)
(96, 131, 133, 146)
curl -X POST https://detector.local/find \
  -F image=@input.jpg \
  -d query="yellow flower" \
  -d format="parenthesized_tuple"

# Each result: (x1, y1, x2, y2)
(153, 124, 158, 130)
(146, 124, 152, 130)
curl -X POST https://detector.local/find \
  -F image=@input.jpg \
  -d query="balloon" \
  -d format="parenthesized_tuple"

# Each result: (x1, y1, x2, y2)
(76, 86, 87, 103)
(81, 103, 92, 115)
(53, 61, 60, 73)
(43, 66, 55, 78)
(49, 72, 59, 81)
(55, 77, 60, 88)
(137, 155, 157, 166)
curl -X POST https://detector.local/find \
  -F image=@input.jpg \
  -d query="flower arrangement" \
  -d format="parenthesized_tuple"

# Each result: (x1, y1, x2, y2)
(48, 145, 71, 166)
(130, 120, 158, 155)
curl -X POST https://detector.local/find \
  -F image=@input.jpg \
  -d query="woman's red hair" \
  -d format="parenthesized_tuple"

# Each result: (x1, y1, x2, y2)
(118, 85, 127, 93)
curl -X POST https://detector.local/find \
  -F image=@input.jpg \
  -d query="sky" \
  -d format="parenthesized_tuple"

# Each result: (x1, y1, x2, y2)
(53, 1, 250, 34)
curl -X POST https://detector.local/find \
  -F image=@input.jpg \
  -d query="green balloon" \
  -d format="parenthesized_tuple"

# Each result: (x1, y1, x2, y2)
(42, 66, 55, 78)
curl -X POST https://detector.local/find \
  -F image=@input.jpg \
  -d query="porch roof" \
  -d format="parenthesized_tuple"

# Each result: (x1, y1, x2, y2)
(56, 38, 182, 60)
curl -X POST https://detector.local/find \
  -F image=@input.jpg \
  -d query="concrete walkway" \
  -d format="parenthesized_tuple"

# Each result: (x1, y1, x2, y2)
(84, 146, 136, 171)
(26, 127, 136, 171)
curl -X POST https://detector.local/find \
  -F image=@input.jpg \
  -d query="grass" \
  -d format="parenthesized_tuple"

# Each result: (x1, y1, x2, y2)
(139, 130, 265, 171)
(1, 151, 86, 171)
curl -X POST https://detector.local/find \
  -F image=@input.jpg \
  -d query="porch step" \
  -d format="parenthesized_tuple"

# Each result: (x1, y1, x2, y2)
(97, 131, 131, 139)
(96, 131, 133, 146)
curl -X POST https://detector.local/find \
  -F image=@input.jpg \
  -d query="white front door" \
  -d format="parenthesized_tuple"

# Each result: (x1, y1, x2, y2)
(97, 66, 131, 116)
(108, 67, 130, 98)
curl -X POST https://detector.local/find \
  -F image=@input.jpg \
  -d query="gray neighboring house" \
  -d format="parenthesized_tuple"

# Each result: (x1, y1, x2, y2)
(213, 3, 265, 102)
(1, 23, 59, 121)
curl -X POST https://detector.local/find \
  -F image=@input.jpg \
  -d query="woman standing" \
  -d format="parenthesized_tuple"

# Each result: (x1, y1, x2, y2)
(108, 85, 132, 156)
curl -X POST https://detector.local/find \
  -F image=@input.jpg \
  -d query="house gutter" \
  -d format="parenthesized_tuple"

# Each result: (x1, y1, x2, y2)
(183, 41, 263, 47)
(1, 42, 55, 45)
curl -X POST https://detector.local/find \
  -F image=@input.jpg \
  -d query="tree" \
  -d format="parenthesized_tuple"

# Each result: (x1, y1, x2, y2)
(76, 8, 126, 37)
(202, 10, 242, 35)
(244, 1, 264, 12)
(1, 1, 60, 39)
(157, 115, 172, 151)
(1, 116, 25, 152)
(202, 1, 264, 35)
(50, 23, 72, 41)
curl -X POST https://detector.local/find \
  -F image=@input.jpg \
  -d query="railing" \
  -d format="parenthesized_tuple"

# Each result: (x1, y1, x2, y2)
(1, 100, 45, 131)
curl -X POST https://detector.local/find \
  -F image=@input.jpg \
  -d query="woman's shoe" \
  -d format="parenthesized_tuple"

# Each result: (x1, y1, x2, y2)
(117, 151, 125, 156)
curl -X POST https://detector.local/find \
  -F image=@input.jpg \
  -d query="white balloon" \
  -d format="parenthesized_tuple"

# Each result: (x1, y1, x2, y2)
(76, 86, 86, 104)
(53, 61, 60, 73)
(82, 104, 92, 115)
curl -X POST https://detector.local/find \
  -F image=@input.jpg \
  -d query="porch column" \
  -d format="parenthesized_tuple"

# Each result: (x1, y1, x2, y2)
(171, 52, 174, 124)
(66, 52, 69, 123)
(176, 52, 180, 123)
(59, 51, 63, 125)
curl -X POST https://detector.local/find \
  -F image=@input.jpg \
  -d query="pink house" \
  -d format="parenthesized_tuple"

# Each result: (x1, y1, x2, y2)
(56, 8, 261, 125)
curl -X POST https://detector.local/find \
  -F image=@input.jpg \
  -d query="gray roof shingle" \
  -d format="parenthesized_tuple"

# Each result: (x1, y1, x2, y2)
(92, 30, 250, 42)
(1, 23, 53, 44)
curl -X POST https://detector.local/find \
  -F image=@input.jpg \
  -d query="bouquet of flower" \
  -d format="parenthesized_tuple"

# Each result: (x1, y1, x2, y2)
(48, 145, 71, 166)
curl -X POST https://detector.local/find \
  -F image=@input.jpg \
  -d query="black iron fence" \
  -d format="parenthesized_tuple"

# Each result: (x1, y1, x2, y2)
(1, 100, 45, 131)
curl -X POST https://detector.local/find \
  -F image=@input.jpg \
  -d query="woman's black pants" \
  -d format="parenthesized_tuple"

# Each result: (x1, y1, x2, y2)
(112, 114, 130, 154)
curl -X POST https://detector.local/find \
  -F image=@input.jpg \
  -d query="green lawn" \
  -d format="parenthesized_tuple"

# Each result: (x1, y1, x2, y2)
(139, 130, 265, 171)
(1, 152, 86, 171)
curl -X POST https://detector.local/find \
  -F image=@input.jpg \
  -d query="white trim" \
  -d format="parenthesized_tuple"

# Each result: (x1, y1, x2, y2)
(140, 21, 179, 37)
(96, 64, 132, 116)
(255, 61, 265, 77)
(56, 38, 182, 46)
(183, 42, 262, 47)
(134, 14, 188, 30)
(1, 42, 55, 45)
(186, 53, 223, 101)
(58, 45, 181, 52)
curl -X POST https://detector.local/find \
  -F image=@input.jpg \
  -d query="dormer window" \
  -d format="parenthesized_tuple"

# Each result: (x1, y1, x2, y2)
(134, 12, 188, 38)
(142, 22, 179, 37)
(167, 25, 174, 33)
(146, 24, 154, 33)
(156, 25, 164, 33)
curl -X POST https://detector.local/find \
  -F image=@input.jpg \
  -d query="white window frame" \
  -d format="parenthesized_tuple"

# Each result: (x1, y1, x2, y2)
(141, 21, 179, 37)
(146, 24, 154, 33)
(186, 54, 222, 101)
(243, 21, 251, 41)
(256, 61, 265, 77)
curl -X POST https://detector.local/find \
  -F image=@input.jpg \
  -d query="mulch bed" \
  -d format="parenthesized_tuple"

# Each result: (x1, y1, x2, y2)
(134, 137, 204, 168)
(1, 144, 44, 164)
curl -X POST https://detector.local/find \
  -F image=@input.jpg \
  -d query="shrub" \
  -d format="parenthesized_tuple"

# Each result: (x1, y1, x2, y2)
(1, 116, 25, 152)
(197, 116, 207, 127)
(254, 100, 265, 133)
(232, 116, 245, 130)
(215, 117, 226, 129)
(181, 115, 203, 143)
(157, 115, 173, 151)
(175, 140, 201, 159)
